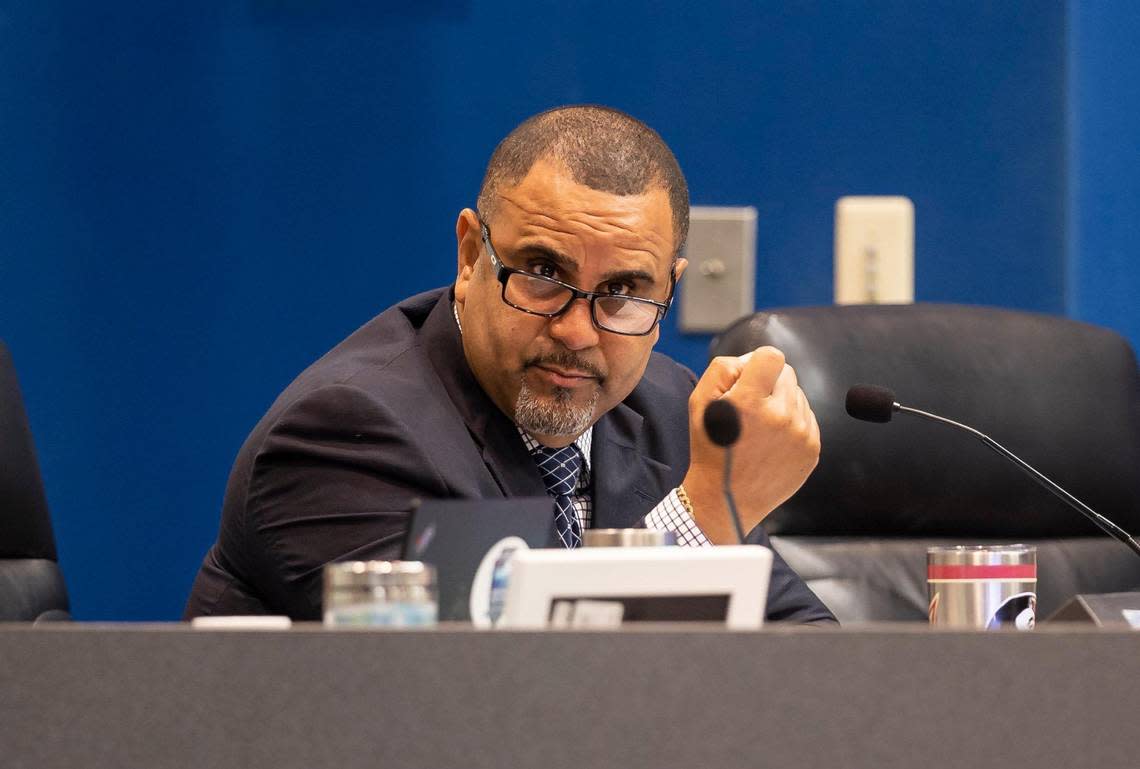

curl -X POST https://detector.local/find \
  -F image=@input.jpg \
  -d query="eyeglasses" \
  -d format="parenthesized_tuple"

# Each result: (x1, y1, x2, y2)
(478, 219, 674, 336)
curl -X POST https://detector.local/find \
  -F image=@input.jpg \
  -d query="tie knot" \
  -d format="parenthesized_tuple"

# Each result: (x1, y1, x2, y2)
(532, 444, 584, 497)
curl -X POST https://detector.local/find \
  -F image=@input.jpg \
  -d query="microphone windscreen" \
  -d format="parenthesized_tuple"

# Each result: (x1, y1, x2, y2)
(704, 398, 742, 447)
(846, 384, 897, 423)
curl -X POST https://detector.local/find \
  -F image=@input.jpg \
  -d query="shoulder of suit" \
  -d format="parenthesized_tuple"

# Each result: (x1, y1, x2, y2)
(618, 351, 698, 422)
(641, 350, 699, 390)
(263, 287, 450, 416)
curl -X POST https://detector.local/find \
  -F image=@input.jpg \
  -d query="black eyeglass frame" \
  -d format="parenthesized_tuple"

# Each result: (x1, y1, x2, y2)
(478, 218, 676, 337)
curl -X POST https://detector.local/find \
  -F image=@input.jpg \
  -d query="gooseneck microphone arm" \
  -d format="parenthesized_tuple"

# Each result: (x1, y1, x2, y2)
(703, 399, 748, 545)
(720, 447, 747, 545)
(854, 385, 1140, 560)
(897, 402, 1140, 557)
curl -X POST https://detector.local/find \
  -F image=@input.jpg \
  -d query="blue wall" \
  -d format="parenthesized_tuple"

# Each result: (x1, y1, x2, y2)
(1, 1, 1080, 619)
(1068, 2, 1140, 344)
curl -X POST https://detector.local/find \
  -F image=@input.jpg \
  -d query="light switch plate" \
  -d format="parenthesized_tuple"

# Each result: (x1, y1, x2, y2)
(679, 206, 757, 333)
(834, 196, 914, 304)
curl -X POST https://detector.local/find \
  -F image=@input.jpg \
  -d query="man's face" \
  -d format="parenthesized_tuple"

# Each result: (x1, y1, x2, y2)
(454, 158, 686, 448)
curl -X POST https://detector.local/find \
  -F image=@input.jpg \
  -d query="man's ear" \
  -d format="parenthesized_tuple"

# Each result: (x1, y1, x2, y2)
(672, 256, 689, 283)
(454, 208, 482, 306)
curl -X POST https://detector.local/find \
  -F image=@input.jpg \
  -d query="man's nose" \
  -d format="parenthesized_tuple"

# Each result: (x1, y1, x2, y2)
(547, 298, 600, 350)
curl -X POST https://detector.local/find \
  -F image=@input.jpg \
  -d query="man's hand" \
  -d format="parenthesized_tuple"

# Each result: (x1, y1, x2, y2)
(682, 347, 821, 545)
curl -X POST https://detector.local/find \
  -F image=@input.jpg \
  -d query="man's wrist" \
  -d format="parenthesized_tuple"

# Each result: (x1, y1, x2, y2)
(676, 483, 695, 517)
(681, 470, 739, 545)
(644, 488, 711, 547)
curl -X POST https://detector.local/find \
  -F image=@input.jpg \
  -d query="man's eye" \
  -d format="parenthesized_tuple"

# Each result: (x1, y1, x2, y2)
(527, 263, 559, 279)
(605, 281, 633, 296)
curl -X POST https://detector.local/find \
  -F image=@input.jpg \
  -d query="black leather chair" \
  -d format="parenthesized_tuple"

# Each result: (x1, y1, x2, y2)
(1, 341, 70, 622)
(712, 304, 1140, 622)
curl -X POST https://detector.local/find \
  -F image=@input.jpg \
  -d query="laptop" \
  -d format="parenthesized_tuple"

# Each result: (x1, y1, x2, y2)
(401, 497, 557, 622)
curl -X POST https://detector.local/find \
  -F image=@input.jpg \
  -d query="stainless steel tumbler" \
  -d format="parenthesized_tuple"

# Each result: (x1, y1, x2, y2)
(927, 545, 1037, 629)
(582, 528, 676, 547)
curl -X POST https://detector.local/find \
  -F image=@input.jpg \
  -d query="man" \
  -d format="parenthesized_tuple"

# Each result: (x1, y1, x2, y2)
(186, 105, 834, 624)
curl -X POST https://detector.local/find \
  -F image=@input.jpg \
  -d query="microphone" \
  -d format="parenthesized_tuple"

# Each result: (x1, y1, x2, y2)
(845, 384, 897, 423)
(704, 399, 747, 544)
(846, 384, 1140, 559)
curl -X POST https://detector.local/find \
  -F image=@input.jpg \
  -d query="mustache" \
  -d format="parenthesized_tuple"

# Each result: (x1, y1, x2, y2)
(524, 351, 607, 382)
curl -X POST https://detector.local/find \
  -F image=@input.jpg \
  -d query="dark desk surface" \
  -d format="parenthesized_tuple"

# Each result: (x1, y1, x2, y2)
(2, 623, 1137, 769)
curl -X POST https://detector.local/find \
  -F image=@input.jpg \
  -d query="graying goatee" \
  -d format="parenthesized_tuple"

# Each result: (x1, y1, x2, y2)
(514, 379, 598, 437)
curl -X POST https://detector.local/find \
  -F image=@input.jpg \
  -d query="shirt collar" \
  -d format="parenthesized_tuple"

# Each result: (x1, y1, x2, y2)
(518, 426, 593, 472)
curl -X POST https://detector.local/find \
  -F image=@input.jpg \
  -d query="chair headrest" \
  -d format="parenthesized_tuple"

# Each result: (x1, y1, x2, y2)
(711, 304, 1140, 538)
(0, 341, 58, 561)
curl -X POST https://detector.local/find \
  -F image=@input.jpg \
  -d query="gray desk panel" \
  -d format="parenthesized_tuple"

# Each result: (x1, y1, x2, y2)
(1, 624, 1137, 768)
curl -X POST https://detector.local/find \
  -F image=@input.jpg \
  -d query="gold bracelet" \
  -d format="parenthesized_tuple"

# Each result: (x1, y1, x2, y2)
(676, 483, 695, 516)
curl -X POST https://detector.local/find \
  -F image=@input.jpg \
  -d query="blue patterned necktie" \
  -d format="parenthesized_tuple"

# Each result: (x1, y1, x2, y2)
(531, 444, 584, 549)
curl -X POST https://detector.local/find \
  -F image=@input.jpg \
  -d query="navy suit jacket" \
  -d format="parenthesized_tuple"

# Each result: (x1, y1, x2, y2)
(186, 287, 835, 624)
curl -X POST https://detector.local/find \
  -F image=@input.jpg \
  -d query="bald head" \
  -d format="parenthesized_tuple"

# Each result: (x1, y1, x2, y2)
(476, 105, 689, 256)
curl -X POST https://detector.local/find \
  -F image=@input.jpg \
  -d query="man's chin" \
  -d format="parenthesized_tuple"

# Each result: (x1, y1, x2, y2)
(515, 379, 599, 438)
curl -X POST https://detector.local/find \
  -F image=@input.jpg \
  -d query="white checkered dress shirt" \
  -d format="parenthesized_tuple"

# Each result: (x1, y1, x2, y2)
(455, 301, 711, 547)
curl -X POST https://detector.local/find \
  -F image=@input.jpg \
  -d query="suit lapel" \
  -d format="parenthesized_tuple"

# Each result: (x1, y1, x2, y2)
(476, 410, 548, 498)
(591, 403, 678, 529)
(420, 291, 546, 498)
